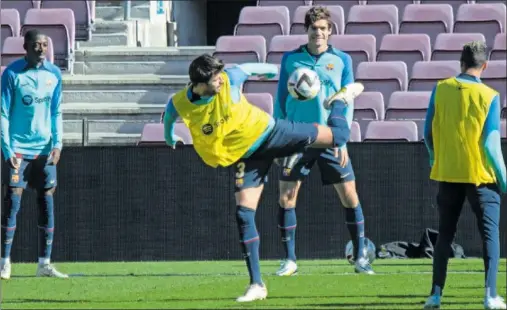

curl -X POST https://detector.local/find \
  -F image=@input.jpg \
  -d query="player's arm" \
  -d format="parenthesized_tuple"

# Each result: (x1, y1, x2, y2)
(482, 94, 507, 193)
(340, 53, 355, 127)
(274, 53, 290, 119)
(163, 98, 182, 148)
(423, 86, 436, 167)
(1, 69, 15, 160)
(225, 63, 278, 87)
(51, 72, 63, 151)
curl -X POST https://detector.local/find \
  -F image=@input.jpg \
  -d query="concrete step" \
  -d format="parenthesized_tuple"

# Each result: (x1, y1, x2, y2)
(62, 103, 165, 116)
(63, 118, 153, 134)
(95, 4, 150, 21)
(78, 33, 129, 48)
(63, 132, 141, 146)
(74, 47, 215, 75)
(91, 20, 130, 34)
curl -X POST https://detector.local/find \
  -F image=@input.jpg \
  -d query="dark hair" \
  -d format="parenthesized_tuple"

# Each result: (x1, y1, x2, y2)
(24, 29, 44, 43)
(304, 6, 332, 30)
(460, 41, 488, 70)
(188, 54, 225, 84)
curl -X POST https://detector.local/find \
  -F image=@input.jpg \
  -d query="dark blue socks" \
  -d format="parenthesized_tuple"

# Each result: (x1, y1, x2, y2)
(38, 193, 55, 259)
(236, 206, 262, 285)
(278, 206, 297, 262)
(1, 191, 22, 259)
(345, 204, 365, 259)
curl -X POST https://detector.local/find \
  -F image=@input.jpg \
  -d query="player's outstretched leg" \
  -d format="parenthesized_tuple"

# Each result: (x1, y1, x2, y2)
(1, 187, 23, 280)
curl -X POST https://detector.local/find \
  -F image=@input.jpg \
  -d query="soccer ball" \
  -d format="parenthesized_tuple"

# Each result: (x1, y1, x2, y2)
(345, 238, 377, 265)
(287, 68, 321, 101)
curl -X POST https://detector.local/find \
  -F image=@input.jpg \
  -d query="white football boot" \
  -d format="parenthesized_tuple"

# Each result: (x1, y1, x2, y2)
(276, 259, 298, 276)
(236, 283, 268, 302)
(485, 296, 507, 310)
(1, 261, 11, 280)
(36, 263, 69, 278)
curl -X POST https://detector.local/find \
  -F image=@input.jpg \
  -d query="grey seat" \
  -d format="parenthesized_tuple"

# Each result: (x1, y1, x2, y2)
(356, 61, 408, 102)
(213, 35, 267, 63)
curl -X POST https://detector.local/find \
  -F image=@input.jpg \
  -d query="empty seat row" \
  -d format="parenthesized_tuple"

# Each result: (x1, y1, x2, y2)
(235, 3, 506, 48)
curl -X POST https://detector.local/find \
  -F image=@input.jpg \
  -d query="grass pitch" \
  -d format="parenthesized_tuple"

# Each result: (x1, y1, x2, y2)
(1, 259, 506, 309)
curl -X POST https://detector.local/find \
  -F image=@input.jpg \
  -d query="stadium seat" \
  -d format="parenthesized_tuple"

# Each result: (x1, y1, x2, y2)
(419, 0, 469, 17)
(267, 35, 306, 64)
(408, 61, 461, 91)
(482, 60, 506, 103)
(364, 120, 418, 141)
(377, 34, 431, 77)
(1, 36, 54, 66)
(501, 119, 506, 138)
(213, 35, 267, 63)
(244, 93, 274, 115)
(355, 61, 408, 102)
(453, 3, 506, 48)
(399, 4, 453, 45)
(313, 0, 365, 17)
(40, 0, 92, 42)
(365, 0, 417, 22)
(490, 33, 506, 60)
(502, 99, 507, 119)
(1, 66, 6, 76)
(350, 121, 362, 142)
(385, 91, 431, 140)
(353, 91, 385, 138)
(257, 0, 311, 18)
(290, 5, 344, 35)
(431, 33, 487, 61)
(328, 34, 376, 74)
(244, 65, 280, 99)
(345, 5, 399, 49)
(1, 9, 21, 49)
(234, 6, 290, 45)
(138, 123, 192, 146)
(1, 0, 39, 24)
(21, 8, 75, 72)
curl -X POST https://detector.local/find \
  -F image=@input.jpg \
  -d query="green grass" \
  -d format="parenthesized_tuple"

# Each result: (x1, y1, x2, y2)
(1, 259, 506, 309)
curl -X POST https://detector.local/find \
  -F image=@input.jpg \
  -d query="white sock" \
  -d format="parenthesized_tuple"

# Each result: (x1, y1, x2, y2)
(38, 257, 50, 265)
(1, 257, 10, 265)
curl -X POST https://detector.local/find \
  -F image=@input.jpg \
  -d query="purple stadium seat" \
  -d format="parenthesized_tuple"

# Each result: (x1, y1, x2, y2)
(329, 34, 376, 73)
(1, 36, 54, 66)
(490, 33, 506, 60)
(1, 0, 38, 23)
(244, 65, 281, 99)
(350, 121, 362, 142)
(345, 5, 399, 49)
(400, 4, 453, 45)
(386, 91, 431, 140)
(355, 61, 408, 102)
(213, 35, 267, 63)
(22, 8, 75, 71)
(482, 60, 506, 103)
(290, 5, 344, 35)
(454, 3, 506, 48)
(364, 120, 418, 141)
(365, 0, 417, 21)
(313, 1, 365, 17)
(235, 6, 290, 45)
(501, 119, 506, 138)
(408, 60, 461, 91)
(354, 91, 385, 137)
(267, 35, 306, 63)
(419, 0, 469, 16)
(1, 9, 21, 49)
(40, 0, 91, 41)
(502, 99, 507, 119)
(244, 93, 274, 115)
(377, 34, 431, 76)
(1, 66, 6, 76)
(257, 0, 311, 18)
(138, 123, 193, 146)
(431, 33, 487, 61)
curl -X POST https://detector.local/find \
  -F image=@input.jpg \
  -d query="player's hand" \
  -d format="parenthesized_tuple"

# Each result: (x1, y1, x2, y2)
(8, 157, 21, 170)
(335, 147, 349, 168)
(49, 148, 61, 165)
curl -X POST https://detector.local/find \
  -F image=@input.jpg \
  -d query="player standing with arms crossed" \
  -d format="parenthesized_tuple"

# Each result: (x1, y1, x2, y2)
(164, 54, 364, 302)
(274, 6, 373, 276)
(423, 41, 506, 310)
(0, 30, 67, 279)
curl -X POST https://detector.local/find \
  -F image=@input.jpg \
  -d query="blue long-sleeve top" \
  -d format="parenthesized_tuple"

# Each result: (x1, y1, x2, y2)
(424, 73, 507, 192)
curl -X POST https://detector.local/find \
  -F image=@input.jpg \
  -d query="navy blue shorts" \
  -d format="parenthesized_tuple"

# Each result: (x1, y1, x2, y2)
(2, 155, 57, 190)
(234, 119, 318, 192)
(279, 148, 356, 185)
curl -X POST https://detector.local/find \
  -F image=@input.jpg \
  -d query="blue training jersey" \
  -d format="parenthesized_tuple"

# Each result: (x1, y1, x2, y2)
(1, 58, 63, 159)
(275, 45, 355, 127)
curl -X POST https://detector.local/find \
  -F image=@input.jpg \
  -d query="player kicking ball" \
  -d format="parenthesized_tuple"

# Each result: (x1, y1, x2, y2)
(164, 54, 364, 302)
(274, 6, 373, 277)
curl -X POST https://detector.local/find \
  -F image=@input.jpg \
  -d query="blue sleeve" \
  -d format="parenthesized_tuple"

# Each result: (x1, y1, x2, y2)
(424, 86, 436, 166)
(1, 69, 15, 159)
(274, 53, 290, 119)
(50, 68, 63, 150)
(225, 67, 249, 86)
(164, 98, 178, 146)
(482, 95, 507, 192)
(340, 52, 355, 127)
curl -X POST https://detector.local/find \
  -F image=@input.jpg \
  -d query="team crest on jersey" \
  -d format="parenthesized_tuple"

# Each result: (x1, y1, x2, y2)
(283, 168, 292, 177)
(11, 174, 19, 183)
(202, 124, 213, 135)
(235, 178, 244, 187)
(326, 63, 334, 71)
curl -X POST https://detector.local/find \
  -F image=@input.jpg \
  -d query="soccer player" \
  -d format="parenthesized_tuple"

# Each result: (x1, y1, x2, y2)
(423, 41, 506, 310)
(274, 6, 373, 276)
(164, 54, 364, 302)
(0, 30, 67, 279)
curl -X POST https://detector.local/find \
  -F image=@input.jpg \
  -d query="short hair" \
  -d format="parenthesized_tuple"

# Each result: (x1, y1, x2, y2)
(24, 29, 44, 43)
(304, 6, 332, 30)
(460, 41, 488, 70)
(188, 54, 225, 84)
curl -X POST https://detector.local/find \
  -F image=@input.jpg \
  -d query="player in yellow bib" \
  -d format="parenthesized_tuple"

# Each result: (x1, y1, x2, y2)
(164, 54, 364, 302)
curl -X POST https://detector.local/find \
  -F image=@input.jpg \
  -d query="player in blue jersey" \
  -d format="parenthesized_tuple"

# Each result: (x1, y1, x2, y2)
(274, 6, 374, 276)
(0, 30, 67, 279)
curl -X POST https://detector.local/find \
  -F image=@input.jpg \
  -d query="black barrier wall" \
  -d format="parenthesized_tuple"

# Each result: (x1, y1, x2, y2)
(5, 143, 507, 262)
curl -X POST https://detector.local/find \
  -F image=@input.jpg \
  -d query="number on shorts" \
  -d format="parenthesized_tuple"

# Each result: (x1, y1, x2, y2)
(235, 162, 246, 179)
